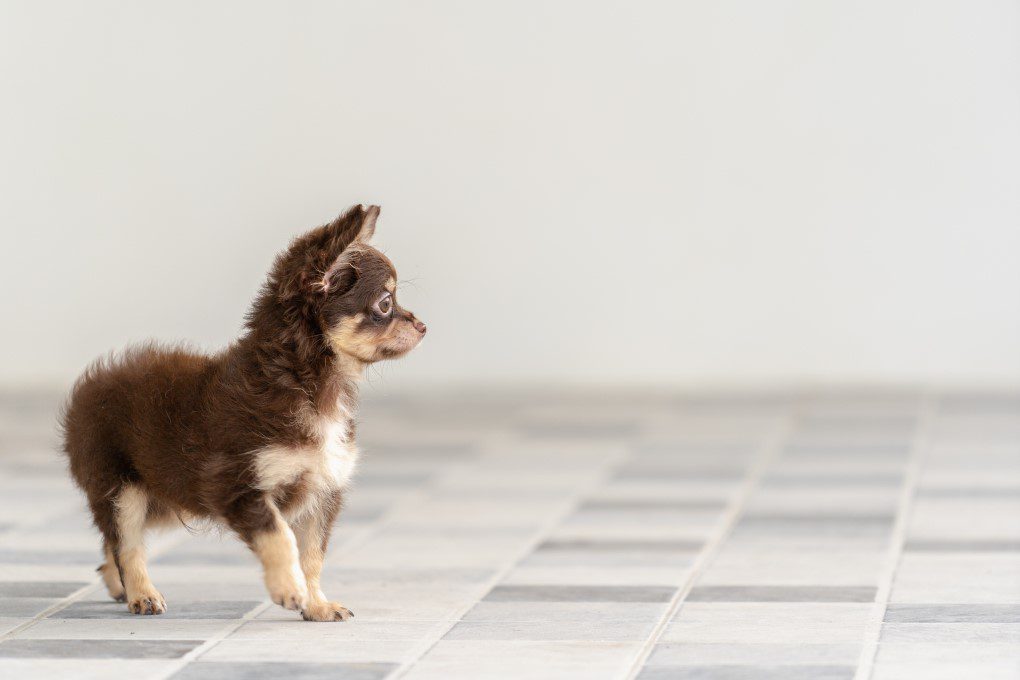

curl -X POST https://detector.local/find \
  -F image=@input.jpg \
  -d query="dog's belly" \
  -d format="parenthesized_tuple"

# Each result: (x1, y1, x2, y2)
(253, 422, 357, 520)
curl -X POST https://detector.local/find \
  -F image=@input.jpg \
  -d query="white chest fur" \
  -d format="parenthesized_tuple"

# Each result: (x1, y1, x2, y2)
(253, 418, 359, 500)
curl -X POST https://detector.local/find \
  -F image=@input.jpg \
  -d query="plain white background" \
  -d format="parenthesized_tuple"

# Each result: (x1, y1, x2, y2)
(1, 1, 1018, 389)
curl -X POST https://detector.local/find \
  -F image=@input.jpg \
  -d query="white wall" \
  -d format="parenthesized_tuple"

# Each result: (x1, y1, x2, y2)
(2, 0, 1019, 387)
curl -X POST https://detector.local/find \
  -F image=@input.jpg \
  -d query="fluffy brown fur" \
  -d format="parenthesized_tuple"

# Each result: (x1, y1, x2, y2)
(61, 205, 425, 620)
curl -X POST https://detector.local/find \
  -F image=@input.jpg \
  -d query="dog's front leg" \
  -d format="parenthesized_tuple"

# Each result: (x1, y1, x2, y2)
(293, 491, 352, 622)
(227, 495, 308, 612)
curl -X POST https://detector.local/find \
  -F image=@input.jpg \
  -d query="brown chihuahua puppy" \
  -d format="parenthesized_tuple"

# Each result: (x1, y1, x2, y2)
(61, 205, 425, 621)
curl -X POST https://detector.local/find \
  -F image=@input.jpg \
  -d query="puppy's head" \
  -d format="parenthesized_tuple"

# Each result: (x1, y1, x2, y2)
(313, 206, 426, 364)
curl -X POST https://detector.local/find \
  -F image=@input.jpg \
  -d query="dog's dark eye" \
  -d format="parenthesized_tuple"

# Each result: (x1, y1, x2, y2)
(373, 293, 393, 317)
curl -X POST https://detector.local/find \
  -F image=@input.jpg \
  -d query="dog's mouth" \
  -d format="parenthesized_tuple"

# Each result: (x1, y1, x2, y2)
(376, 330, 425, 360)
(328, 312, 425, 364)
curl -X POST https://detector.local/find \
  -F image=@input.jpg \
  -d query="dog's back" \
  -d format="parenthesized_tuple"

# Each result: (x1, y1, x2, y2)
(61, 345, 217, 514)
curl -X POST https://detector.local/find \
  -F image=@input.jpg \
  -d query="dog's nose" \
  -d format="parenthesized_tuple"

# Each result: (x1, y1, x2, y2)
(413, 319, 427, 335)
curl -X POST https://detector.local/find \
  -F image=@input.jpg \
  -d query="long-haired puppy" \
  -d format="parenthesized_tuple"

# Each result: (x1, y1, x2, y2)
(61, 205, 425, 621)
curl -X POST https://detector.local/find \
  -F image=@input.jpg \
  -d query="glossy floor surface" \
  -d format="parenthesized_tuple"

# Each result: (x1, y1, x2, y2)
(0, 389, 1018, 679)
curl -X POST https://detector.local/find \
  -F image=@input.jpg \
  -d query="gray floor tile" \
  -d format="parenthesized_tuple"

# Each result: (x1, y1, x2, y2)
(892, 553, 1020, 603)
(368, 443, 477, 461)
(228, 620, 437, 642)
(0, 549, 99, 565)
(761, 473, 904, 487)
(687, 586, 876, 603)
(404, 640, 643, 679)
(938, 394, 1020, 413)
(613, 467, 746, 482)
(445, 618, 659, 641)
(59, 600, 262, 620)
(915, 487, 1020, 499)
(515, 420, 640, 438)
(647, 643, 862, 666)
(536, 539, 704, 552)
(524, 538, 699, 568)
(879, 622, 1020, 644)
(742, 512, 895, 522)
(633, 443, 756, 457)
(0, 618, 31, 636)
(799, 414, 917, 430)
(1, 388, 1015, 676)
(153, 552, 258, 566)
(484, 585, 677, 603)
(578, 499, 728, 511)
(462, 601, 667, 622)
(734, 515, 893, 537)
(0, 638, 202, 658)
(170, 661, 397, 680)
(0, 581, 87, 598)
(356, 471, 434, 487)
(504, 565, 695, 587)
(199, 639, 421, 664)
(0, 658, 184, 679)
(0, 597, 60, 617)
(885, 604, 1020, 623)
(871, 641, 1020, 679)
(663, 603, 873, 644)
(520, 551, 695, 569)
(904, 539, 1020, 552)
(637, 666, 856, 680)
(783, 444, 911, 458)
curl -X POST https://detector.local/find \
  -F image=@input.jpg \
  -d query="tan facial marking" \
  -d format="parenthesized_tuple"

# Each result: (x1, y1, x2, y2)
(385, 277, 396, 293)
(326, 312, 379, 363)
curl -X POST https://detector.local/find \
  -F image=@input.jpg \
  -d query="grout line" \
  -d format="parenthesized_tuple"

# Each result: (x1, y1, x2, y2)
(0, 392, 950, 677)
(853, 391, 936, 680)
(0, 465, 430, 650)
(0, 420, 500, 666)
(0, 526, 195, 642)
(621, 406, 798, 680)
(387, 431, 632, 680)
(0, 581, 104, 641)
(148, 601, 275, 680)
(150, 451, 458, 679)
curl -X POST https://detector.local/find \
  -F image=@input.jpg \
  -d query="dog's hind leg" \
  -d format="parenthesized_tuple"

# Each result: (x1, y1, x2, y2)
(97, 540, 125, 602)
(112, 484, 166, 615)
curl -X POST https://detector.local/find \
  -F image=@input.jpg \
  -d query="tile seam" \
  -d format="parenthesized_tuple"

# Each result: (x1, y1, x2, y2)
(853, 391, 936, 680)
(387, 430, 635, 679)
(621, 406, 798, 679)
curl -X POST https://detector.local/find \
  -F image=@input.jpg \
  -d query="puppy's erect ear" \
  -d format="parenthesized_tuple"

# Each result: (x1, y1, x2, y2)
(356, 204, 380, 243)
(317, 204, 379, 294)
(319, 247, 359, 295)
(273, 203, 382, 301)
(324, 203, 380, 252)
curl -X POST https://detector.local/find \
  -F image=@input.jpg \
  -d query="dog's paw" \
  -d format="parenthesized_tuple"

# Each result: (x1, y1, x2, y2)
(126, 590, 166, 615)
(264, 566, 309, 611)
(269, 584, 308, 611)
(107, 583, 127, 603)
(97, 562, 126, 602)
(301, 600, 354, 622)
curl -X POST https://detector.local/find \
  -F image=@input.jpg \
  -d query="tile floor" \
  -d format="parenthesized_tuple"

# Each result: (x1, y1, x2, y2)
(0, 389, 1018, 679)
